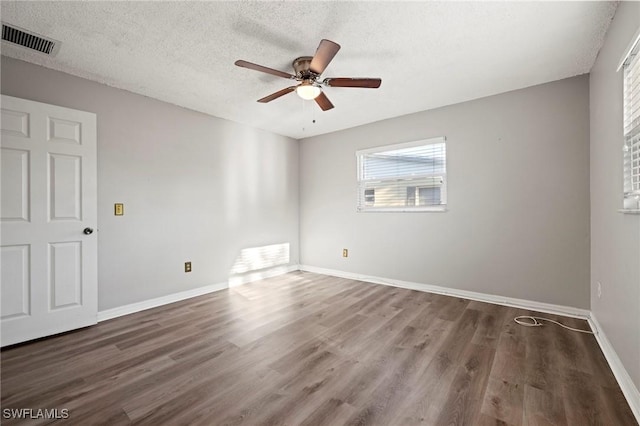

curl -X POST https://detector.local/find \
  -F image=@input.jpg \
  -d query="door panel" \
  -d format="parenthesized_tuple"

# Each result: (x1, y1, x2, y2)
(48, 153, 82, 221)
(0, 108, 29, 137)
(48, 117, 82, 145)
(1, 148, 30, 221)
(0, 245, 30, 319)
(1, 95, 97, 347)
(49, 241, 83, 309)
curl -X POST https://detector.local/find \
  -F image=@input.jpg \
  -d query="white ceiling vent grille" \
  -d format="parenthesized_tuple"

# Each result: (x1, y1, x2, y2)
(1, 23, 60, 56)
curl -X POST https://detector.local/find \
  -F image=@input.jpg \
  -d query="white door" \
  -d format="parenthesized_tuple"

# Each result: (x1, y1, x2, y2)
(1, 95, 97, 347)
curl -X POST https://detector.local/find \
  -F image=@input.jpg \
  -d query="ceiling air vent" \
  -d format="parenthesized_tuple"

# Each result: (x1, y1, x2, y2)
(1, 23, 60, 56)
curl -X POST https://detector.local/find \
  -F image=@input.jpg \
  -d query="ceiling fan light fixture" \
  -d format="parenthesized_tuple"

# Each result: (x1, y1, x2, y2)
(296, 84, 321, 100)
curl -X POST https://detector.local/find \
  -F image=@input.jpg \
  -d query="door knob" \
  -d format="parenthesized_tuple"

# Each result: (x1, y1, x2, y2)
(83, 227, 94, 235)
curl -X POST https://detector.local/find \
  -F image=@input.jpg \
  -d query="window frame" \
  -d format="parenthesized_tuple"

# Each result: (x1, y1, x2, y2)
(355, 137, 447, 213)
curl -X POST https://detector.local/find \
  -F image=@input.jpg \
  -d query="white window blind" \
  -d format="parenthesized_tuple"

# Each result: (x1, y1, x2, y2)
(356, 137, 446, 212)
(624, 39, 640, 206)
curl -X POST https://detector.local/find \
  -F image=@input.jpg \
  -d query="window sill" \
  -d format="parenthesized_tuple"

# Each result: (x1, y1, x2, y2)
(358, 206, 448, 213)
(618, 209, 640, 215)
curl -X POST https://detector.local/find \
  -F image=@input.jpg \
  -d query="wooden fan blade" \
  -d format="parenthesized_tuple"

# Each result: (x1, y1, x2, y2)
(235, 60, 295, 79)
(324, 78, 382, 88)
(309, 39, 341, 75)
(314, 91, 334, 111)
(257, 86, 297, 103)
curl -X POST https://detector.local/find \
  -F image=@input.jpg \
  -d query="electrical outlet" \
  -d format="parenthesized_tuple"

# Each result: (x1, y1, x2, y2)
(342, 249, 348, 258)
(597, 281, 602, 298)
(185, 261, 192, 273)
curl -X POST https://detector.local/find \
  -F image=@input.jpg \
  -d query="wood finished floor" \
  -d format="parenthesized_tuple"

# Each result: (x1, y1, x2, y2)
(1, 272, 636, 425)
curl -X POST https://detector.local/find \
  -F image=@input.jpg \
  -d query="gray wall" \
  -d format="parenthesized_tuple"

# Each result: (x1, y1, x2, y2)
(590, 1, 640, 390)
(300, 75, 590, 309)
(1, 56, 300, 311)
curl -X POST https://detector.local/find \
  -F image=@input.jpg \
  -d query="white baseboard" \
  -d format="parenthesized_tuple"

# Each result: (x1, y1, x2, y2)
(97, 264, 299, 322)
(299, 265, 590, 319)
(588, 313, 640, 422)
(97, 281, 228, 322)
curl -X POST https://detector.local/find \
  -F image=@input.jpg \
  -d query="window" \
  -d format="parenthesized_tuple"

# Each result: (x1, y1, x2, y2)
(356, 137, 446, 212)
(623, 36, 640, 211)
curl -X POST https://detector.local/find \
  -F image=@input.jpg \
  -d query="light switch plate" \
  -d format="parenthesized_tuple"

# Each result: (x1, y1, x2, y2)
(114, 203, 124, 216)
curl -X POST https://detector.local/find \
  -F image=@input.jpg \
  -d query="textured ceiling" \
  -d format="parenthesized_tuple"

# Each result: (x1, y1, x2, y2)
(0, 1, 617, 139)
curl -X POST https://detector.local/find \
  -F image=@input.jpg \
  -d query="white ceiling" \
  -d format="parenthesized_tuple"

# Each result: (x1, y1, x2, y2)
(0, 1, 617, 139)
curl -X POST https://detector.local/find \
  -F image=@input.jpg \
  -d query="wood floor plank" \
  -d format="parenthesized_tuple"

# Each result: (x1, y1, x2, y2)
(1, 271, 636, 425)
(600, 384, 639, 426)
(561, 368, 618, 425)
(522, 383, 567, 425)
(480, 376, 524, 426)
(476, 413, 514, 426)
(433, 343, 496, 425)
(299, 397, 357, 426)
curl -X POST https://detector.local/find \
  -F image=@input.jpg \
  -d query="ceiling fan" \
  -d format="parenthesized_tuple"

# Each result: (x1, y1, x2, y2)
(235, 39, 382, 111)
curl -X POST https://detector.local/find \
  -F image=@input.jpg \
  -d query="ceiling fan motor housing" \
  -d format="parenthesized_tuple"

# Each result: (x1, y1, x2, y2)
(292, 56, 316, 80)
